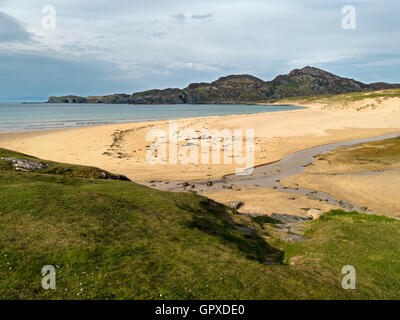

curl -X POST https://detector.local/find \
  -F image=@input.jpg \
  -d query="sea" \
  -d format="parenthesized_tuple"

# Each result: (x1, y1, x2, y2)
(0, 103, 305, 133)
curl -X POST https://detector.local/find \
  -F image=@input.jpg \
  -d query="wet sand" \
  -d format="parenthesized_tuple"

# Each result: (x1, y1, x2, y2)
(147, 132, 399, 216)
(282, 172, 400, 218)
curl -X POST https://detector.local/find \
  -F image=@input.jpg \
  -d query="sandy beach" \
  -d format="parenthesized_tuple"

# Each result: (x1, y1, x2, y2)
(1, 97, 399, 217)
(1, 100, 400, 180)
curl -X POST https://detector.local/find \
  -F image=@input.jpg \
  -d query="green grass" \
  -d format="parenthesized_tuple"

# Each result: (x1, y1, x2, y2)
(282, 210, 400, 298)
(319, 137, 400, 170)
(0, 148, 125, 179)
(338, 137, 400, 162)
(269, 88, 400, 107)
(1, 148, 399, 299)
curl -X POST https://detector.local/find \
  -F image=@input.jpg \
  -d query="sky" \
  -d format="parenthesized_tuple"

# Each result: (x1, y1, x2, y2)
(0, 0, 399, 101)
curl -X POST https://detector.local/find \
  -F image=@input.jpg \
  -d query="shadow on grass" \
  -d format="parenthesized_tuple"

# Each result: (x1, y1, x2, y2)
(178, 198, 283, 265)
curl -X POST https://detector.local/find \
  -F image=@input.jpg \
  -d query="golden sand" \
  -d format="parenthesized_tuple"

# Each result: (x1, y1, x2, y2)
(1, 96, 399, 217)
(1, 99, 399, 181)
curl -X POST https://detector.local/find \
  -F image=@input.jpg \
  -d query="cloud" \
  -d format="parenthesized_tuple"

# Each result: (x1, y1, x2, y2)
(0, 0, 399, 100)
(148, 31, 168, 38)
(0, 51, 136, 100)
(0, 11, 31, 42)
(190, 13, 213, 20)
(171, 12, 214, 23)
(171, 13, 186, 23)
(317, 53, 400, 84)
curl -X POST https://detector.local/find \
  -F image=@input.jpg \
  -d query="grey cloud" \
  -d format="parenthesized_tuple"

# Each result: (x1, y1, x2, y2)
(171, 12, 214, 23)
(0, 0, 399, 100)
(171, 13, 186, 23)
(317, 53, 400, 84)
(0, 11, 31, 42)
(0, 52, 138, 101)
(190, 13, 213, 20)
(148, 32, 168, 38)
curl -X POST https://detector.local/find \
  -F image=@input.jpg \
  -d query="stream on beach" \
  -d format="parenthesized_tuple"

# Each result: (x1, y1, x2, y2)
(142, 132, 400, 215)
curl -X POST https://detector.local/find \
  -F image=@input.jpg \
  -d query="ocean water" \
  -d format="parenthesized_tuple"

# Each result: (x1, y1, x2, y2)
(0, 103, 305, 132)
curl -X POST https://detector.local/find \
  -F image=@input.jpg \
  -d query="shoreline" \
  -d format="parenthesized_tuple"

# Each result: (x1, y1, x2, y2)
(0, 99, 399, 182)
(0, 106, 306, 139)
(0, 103, 305, 134)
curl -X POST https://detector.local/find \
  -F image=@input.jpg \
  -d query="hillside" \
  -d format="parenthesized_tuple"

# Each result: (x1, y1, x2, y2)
(48, 66, 400, 104)
(1, 148, 400, 299)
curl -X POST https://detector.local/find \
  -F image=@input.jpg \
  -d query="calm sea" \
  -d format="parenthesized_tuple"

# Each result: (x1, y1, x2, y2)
(0, 103, 305, 132)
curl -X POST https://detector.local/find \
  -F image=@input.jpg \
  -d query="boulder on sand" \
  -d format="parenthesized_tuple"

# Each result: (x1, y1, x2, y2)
(227, 201, 244, 210)
(306, 208, 324, 220)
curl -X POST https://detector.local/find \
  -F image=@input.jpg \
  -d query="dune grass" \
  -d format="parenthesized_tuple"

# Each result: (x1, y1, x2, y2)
(271, 88, 400, 108)
(0, 148, 399, 299)
(317, 136, 400, 171)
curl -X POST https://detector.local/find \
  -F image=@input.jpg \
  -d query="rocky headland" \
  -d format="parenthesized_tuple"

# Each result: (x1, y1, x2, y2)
(48, 66, 400, 104)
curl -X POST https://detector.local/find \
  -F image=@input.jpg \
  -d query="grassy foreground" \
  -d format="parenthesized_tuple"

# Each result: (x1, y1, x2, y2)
(0, 148, 399, 299)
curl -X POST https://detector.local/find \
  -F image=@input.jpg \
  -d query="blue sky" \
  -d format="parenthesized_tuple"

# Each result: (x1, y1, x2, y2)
(0, 0, 399, 101)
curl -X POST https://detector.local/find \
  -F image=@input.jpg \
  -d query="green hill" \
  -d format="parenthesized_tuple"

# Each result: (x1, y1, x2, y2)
(1, 148, 400, 299)
(48, 67, 400, 104)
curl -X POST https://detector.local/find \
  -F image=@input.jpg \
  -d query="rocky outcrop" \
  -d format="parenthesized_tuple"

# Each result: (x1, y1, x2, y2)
(48, 67, 400, 104)
(270, 213, 310, 243)
(268, 66, 368, 99)
(130, 88, 188, 104)
(184, 74, 270, 104)
(1, 157, 50, 171)
(86, 94, 131, 104)
(1, 157, 131, 181)
(48, 95, 88, 103)
(227, 201, 244, 210)
(100, 171, 131, 181)
(48, 94, 132, 104)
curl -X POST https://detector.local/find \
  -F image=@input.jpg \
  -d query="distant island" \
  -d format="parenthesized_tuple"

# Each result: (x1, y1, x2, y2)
(48, 66, 400, 104)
